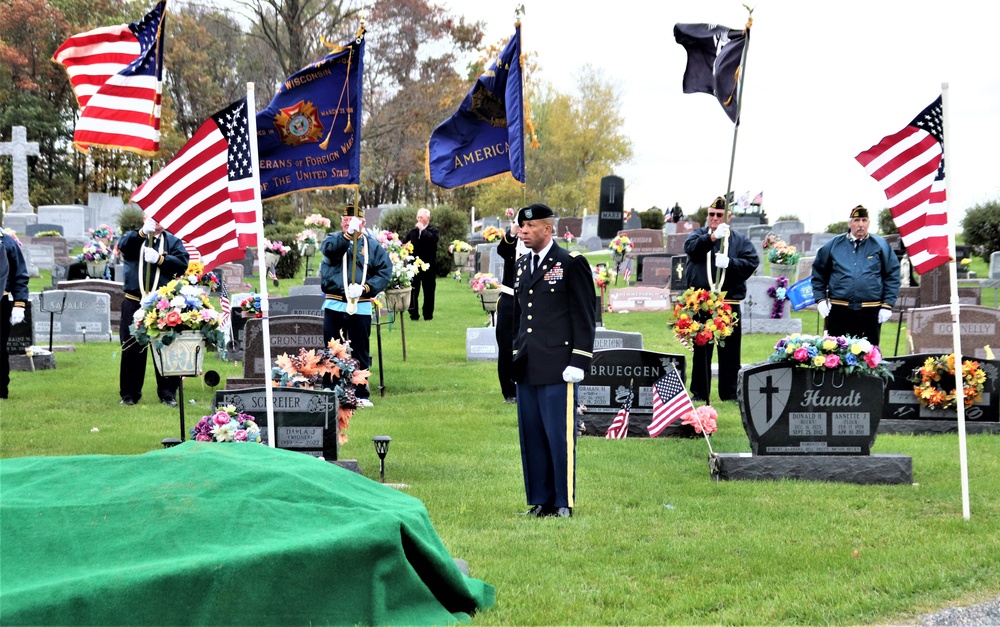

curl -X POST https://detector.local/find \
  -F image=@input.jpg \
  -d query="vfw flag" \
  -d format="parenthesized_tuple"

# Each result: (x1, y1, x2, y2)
(427, 24, 525, 189)
(256, 32, 365, 200)
(52, 0, 165, 156)
(131, 97, 257, 272)
(855, 96, 949, 275)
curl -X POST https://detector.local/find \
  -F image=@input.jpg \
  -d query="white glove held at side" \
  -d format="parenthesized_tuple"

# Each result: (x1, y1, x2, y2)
(562, 366, 585, 383)
(143, 247, 161, 263)
(10, 306, 25, 325)
(347, 217, 362, 234)
(817, 300, 831, 318)
(346, 283, 364, 299)
(714, 252, 730, 269)
(878, 308, 893, 324)
(714, 223, 730, 239)
(142, 218, 157, 234)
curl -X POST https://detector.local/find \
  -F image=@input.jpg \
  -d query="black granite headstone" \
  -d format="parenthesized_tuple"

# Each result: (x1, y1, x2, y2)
(597, 175, 625, 239)
(214, 387, 338, 460)
(881, 354, 1000, 424)
(738, 361, 886, 455)
(578, 349, 687, 437)
(6, 301, 33, 355)
(670, 255, 688, 291)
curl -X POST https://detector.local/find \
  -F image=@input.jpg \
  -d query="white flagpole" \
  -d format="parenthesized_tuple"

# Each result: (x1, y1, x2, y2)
(246, 81, 276, 448)
(941, 83, 970, 519)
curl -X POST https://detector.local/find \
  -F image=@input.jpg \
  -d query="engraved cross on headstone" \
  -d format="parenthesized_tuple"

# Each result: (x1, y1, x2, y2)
(0, 126, 40, 214)
(759, 374, 780, 419)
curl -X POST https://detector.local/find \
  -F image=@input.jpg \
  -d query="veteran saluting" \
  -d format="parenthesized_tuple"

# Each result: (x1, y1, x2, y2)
(512, 203, 596, 518)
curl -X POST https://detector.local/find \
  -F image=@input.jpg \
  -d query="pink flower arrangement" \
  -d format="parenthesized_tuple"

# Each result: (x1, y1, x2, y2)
(682, 405, 718, 435)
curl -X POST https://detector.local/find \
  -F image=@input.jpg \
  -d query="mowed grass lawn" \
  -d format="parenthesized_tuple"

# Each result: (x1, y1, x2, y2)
(2, 265, 998, 625)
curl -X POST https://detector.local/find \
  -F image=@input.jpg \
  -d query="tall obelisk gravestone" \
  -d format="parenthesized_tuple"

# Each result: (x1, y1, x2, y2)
(0, 126, 40, 233)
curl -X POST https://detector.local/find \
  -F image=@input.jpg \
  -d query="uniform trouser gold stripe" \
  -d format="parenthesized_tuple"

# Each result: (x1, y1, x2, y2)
(566, 382, 575, 508)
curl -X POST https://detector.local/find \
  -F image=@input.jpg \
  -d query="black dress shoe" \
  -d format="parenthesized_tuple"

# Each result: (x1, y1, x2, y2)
(552, 507, 573, 518)
(504, 397, 516, 404)
(522, 505, 548, 517)
(160, 398, 178, 407)
(120, 398, 135, 406)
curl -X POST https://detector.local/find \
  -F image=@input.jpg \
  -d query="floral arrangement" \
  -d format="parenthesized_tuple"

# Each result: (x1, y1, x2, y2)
(238, 293, 263, 318)
(682, 405, 718, 435)
(667, 287, 738, 349)
(263, 239, 290, 256)
(182, 261, 220, 290)
(89, 224, 116, 240)
(768, 333, 890, 378)
(77, 240, 113, 262)
(191, 405, 263, 443)
(271, 338, 370, 444)
(766, 275, 790, 319)
(452, 270, 462, 281)
(564, 230, 575, 243)
(763, 233, 801, 266)
(304, 213, 332, 229)
(505, 207, 516, 219)
(448, 239, 472, 253)
(376, 229, 428, 290)
(471, 272, 501, 292)
(35, 230, 62, 237)
(296, 229, 319, 254)
(592, 264, 615, 289)
(608, 234, 633, 258)
(131, 278, 226, 349)
(481, 226, 504, 242)
(910, 354, 986, 410)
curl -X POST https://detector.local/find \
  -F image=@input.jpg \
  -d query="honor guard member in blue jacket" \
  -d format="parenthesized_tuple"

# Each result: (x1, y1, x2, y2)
(811, 205, 900, 346)
(118, 217, 190, 406)
(1, 230, 29, 399)
(320, 205, 392, 407)
(684, 196, 760, 402)
(512, 203, 596, 518)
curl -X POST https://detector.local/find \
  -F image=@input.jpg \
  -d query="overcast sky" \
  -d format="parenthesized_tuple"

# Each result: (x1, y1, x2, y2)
(440, 0, 1000, 232)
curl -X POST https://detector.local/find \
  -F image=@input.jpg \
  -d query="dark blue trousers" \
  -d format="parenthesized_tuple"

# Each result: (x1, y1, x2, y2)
(516, 381, 577, 509)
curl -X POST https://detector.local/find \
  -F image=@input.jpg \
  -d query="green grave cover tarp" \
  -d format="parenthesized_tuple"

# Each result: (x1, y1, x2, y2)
(0, 442, 494, 625)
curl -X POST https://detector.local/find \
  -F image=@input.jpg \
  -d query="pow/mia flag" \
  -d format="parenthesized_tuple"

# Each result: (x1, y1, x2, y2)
(673, 23, 748, 123)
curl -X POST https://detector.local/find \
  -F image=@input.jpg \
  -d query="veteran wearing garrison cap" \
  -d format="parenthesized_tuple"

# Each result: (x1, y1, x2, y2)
(511, 203, 596, 518)
(811, 205, 900, 346)
(320, 204, 392, 407)
(683, 196, 760, 402)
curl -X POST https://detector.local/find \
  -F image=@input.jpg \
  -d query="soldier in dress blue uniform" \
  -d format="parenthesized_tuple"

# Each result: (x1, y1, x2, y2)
(512, 203, 596, 518)
(1, 230, 29, 400)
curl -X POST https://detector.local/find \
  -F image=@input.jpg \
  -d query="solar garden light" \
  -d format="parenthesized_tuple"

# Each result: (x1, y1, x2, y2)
(372, 435, 392, 483)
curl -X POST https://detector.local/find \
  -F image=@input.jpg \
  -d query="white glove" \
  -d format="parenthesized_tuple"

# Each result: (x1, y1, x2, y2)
(143, 247, 161, 263)
(10, 306, 24, 325)
(714, 223, 730, 239)
(346, 283, 364, 299)
(142, 217, 157, 234)
(562, 366, 585, 383)
(714, 252, 730, 269)
(878, 308, 893, 324)
(347, 217, 362, 234)
(817, 300, 831, 318)
(416, 221, 425, 231)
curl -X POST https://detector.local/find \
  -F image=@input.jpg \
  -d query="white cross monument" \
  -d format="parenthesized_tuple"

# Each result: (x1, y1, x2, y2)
(0, 126, 40, 230)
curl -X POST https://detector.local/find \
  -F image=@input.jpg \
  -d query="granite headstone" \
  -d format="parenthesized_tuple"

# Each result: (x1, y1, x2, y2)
(268, 294, 325, 318)
(741, 276, 802, 335)
(907, 305, 1000, 358)
(214, 387, 339, 460)
(29, 290, 112, 342)
(25, 224, 64, 237)
(465, 327, 498, 361)
(607, 286, 671, 312)
(227, 315, 326, 388)
(55, 279, 125, 327)
(5, 300, 33, 355)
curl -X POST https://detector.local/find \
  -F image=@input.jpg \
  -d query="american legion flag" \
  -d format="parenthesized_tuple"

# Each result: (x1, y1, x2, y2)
(427, 24, 524, 189)
(605, 389, 633, 439)
(52, 0, 165, 156)
(648, 365, 695, 438)
(131, 97, 257, 272)
(855, 96, 949, 275)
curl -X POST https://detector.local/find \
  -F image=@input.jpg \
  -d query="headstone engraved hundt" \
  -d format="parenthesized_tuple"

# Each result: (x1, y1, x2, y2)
(709, 361, 913, 484)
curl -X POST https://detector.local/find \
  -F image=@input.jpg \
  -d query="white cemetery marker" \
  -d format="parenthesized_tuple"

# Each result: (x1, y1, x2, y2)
(0, 126, 40, 213)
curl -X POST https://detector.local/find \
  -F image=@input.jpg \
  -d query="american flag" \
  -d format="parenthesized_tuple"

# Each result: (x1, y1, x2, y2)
(218, 273, 232, 342)
(52, 0, 165, 156)
(622, 258, 632, 284)
(131, 96, 257, 272)
(648, 365, 695, 437)
(605, 389, 632, 439)
(752, 191, 763, 206)
(855, 96, 949, 275)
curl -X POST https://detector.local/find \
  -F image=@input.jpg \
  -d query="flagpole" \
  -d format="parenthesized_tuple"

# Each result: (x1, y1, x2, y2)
(941, 83, 970, 519)
(246, 81, 276, 448)
(712, 8, 753, 291)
